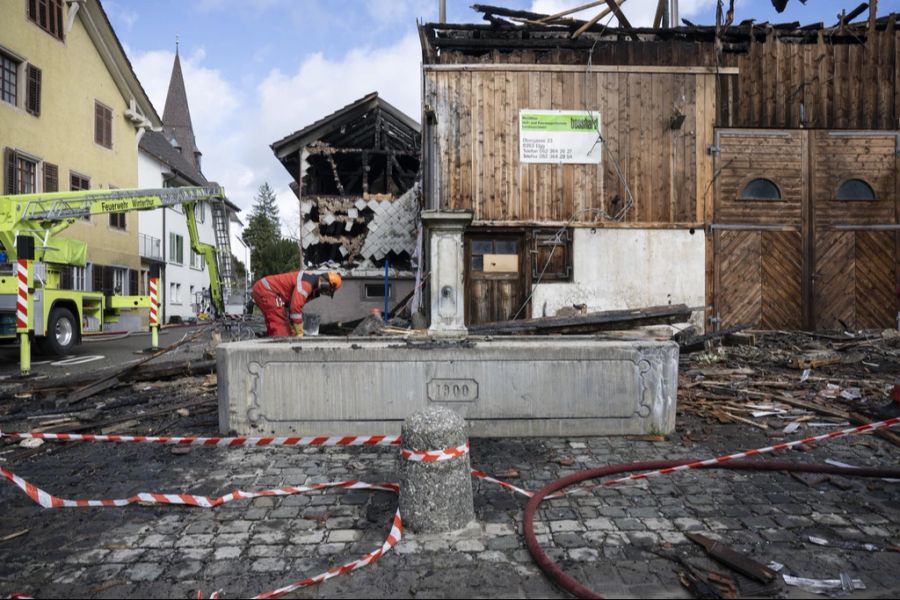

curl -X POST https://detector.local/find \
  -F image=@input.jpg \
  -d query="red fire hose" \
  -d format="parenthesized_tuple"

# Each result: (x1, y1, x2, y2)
(523, 460, 900, 599)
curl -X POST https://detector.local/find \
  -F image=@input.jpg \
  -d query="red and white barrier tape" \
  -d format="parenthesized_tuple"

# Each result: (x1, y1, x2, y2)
(0, 431, 400, 448)
(253, 510, 403, 599)
(0, 431, 470, 463)
(2, 417, 898, 598)
(0, 466, 398, 508)
(597, 416, 900, 488)
(0, 469, 402, 600)
(400, 441, 469, 462)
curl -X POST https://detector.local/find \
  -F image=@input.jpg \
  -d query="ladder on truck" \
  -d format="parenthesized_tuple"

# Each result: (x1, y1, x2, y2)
(210, 200, 235, 308)
(18, 186, 222, 221)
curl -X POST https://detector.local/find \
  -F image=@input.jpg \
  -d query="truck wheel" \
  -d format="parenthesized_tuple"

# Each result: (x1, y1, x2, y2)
(41, 306, 78, 356)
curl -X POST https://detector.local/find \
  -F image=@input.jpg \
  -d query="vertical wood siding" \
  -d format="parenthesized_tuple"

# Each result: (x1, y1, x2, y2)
(425, 68, 717, 224)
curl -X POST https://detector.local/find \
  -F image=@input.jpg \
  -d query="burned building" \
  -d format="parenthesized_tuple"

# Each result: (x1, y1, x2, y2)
(271, 92, 422, 324)
(419, 5, 900, 332)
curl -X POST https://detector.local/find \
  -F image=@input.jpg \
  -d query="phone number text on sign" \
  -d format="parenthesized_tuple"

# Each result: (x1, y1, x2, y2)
(519, 109, 602, 165)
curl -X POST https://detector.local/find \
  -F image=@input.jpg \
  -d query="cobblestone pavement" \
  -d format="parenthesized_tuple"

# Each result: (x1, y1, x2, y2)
(1, 416, 898, 598)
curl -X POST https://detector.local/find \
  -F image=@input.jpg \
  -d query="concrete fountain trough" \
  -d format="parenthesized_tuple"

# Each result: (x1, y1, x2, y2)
(217, 336, 678, 437)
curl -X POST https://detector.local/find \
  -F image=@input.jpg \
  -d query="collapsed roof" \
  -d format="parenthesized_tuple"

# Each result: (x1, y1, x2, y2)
(420, 3, 897, 62)
(271, 93, 422, 273)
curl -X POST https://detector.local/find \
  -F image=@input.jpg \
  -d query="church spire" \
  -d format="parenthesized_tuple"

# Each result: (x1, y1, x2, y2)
(162, 41, 202, 173)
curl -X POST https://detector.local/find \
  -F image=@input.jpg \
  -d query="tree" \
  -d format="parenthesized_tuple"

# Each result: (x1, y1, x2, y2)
(241, 183, 300, 279)
(231, 254, 247, 288)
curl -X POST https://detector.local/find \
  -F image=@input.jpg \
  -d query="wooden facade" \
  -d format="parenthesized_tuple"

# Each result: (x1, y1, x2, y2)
(421, 13, 900, 329)
(424, 65, 719, 225)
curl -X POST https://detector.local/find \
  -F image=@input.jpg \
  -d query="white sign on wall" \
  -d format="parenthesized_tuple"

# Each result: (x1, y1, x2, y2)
(519, 110, 602, 164)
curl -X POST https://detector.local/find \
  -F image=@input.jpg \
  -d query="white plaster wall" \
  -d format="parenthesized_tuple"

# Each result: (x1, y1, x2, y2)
(137, 150, 218, 321)
(137, 152, 164, 236)
(531, 228, 705, 327)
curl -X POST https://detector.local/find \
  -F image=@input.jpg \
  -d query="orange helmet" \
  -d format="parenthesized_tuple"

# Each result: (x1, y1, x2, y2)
(320, 272, 342, 297)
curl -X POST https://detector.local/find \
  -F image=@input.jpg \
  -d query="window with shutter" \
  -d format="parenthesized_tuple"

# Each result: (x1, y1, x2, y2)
(43, 163, 58, 192)
(531, 229, 573, 282)
(28, 0, 65, 41)
(4, 149, 15, 195)
(94, 101, 112, 149)
(25, 65, 41, 116)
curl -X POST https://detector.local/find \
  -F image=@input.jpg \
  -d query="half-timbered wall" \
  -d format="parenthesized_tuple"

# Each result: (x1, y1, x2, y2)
(424, 65, 718, 225)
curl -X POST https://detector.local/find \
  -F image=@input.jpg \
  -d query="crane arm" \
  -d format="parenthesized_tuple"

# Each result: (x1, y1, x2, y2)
(0, 185, 230, 316)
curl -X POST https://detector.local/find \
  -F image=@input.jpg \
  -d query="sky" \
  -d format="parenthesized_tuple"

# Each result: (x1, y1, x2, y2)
(105, 0, 897, 234)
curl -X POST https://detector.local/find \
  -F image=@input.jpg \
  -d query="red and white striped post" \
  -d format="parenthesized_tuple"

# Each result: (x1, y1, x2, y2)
(15, 236, 34, 375)
(149, 276, 159, 351)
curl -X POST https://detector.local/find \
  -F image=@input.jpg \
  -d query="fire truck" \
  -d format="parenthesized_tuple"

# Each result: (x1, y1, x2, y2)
(0, 185, 234, 357)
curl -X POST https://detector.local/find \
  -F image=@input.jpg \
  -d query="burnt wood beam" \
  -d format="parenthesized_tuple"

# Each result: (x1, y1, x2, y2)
(327, 155, 345, 196)
(653, 0, 665, 28)
(385, 150, 393, 195)
(374, 113, 384, 150)
(338, 127, 378, 149)
(306, 147, 419, 158)
(606, 0, 641, 41)
(391, 154, 417, 178)
(362, 151, 369, 195)
(471, 4, 562, 22)
(572, 0, 627, 38)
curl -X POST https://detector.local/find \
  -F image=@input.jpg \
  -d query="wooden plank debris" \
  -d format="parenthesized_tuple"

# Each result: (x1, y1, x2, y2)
(467, 304, 692, 335)
(63, 327, 211, 405)
(686, 533, 778, 583)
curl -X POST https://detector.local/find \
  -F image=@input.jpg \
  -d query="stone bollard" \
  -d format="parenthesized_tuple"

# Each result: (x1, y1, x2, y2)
(399, 407, 475, 533)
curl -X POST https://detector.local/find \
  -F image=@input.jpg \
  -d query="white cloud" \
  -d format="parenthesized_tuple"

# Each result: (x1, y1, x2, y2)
(255, 33, 422, 234)
(131, 33, 421, 239)
(133, 48, 240, 133)
(530, 0, 717, 27)
(103, 0, 139, 31)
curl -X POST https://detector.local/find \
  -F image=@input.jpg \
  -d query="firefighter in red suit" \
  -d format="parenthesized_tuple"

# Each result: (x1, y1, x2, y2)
(251, 271, 342, 337)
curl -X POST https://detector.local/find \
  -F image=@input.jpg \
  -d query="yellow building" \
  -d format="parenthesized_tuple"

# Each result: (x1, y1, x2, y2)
(1, 0, 160, 309)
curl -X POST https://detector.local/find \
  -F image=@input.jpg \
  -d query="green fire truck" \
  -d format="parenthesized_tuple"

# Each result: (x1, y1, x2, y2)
(0, 185, 233, 357)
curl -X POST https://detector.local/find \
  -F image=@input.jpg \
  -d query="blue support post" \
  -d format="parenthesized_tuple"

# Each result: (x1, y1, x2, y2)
(383, 257, 390, 322)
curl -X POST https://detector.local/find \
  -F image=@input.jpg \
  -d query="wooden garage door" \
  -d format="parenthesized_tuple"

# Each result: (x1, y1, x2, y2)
(716, 229, 803, 329)
(713, 130, 805, 329)
(811, 131, 899, 330)
(713, 129, 899, 331)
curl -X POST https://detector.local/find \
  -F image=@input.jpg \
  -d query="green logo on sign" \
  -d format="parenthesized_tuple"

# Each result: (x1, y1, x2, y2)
(521, 113, 598, 132)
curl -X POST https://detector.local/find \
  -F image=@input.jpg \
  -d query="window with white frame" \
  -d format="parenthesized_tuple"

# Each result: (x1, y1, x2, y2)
(169, 233, 184, 264)
(190, 249, 204, 270)
(169, 282, 182, 304)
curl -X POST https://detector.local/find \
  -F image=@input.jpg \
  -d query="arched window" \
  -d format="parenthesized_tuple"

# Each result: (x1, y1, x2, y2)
(740, 178, 781, 201)
(836, 178, 876, 201)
